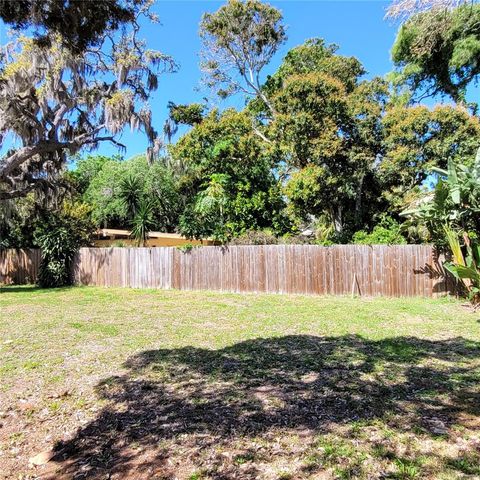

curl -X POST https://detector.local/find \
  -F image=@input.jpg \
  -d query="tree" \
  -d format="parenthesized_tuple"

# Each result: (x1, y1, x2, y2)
(0, 2, 176, 200)
(81, 155, 182, 231)
(380, 104, 480, 210)
(391, 4, 480, 103)
(0, 0, 147, 54)
(0, 193, 37, 248)
(70, 155, 115, 195)
(34, 199, 93, 287)
(171, 108, 288, 241)
(386, 0, 469, 20)
(200, 0, 286, 114)
(131, 200, 156, 247)
(191, 173, 230, 242)
(258, 39, 388, 236)
(119, 175, 143, 221)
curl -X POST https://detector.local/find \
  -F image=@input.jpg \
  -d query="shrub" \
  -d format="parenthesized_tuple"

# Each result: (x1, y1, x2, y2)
(34, 201, 93, 288)
(229, 230, 279, 245)
(177, 243, 197, 253)
(112, 240, 127, 247)
(353, 216, 406, 245)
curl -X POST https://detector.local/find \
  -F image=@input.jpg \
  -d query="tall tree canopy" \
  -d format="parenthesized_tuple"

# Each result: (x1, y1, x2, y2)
(252, 39, 388, 235)
(0, 0, 145, 54)
(170, 108, 288, 241)
(381, 104, 480, 198)
(0, 1, 175, 201)
(200, 0, 286, 113)
(391, 4, 480, 103)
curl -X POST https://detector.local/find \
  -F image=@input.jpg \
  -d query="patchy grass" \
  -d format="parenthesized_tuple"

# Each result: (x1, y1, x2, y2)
(1, 286, 480, 479)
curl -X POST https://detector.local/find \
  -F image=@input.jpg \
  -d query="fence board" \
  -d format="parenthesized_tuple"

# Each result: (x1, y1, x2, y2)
(0, 249, 40, 285)
(1, 245, 457, 297)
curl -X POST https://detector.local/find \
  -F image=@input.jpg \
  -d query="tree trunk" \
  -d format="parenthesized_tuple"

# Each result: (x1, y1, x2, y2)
(354, 173, 365, 228)
(331, 206, 343, 234)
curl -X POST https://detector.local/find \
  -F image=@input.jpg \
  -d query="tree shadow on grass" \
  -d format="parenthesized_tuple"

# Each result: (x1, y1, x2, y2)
(0, 285, 74, 293)
(48, 335, 480, 479)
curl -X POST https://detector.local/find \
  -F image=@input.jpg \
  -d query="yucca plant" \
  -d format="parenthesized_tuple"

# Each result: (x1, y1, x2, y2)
(119, 175, 143, 221)
(131, 200, 156, 247)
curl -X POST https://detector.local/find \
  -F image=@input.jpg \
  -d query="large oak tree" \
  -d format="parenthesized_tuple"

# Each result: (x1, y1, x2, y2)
(0, 0, 175, 201)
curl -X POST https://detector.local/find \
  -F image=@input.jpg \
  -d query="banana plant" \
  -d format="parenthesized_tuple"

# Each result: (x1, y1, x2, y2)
(402, 150, 480, 305)
(401, 150, 480, 244)
(443, 226, 480, 306)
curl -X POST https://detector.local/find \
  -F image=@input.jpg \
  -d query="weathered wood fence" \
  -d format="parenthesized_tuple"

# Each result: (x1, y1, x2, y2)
(0, 249, 41, 285)
(1, 245, 454, 297)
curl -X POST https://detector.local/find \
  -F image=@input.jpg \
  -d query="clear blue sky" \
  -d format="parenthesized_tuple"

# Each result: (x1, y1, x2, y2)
(100, 0, 398, 158)
(0, 1, 418, 159)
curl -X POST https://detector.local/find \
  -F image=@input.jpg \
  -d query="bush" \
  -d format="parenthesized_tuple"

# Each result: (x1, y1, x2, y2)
(352, 216, 406, 245)
(229, 230, 279, 245)
(34, 201, 93, 288)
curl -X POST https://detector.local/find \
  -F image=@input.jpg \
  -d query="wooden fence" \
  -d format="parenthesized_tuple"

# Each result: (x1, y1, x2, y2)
(1, 245, 454, 297)
(0, 249, 41, 285)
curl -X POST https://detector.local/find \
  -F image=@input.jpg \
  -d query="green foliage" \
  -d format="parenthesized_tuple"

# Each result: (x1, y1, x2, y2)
(257, 39, 388, 235)
(164, 102, 205, 142)
(313, 217, 335, 246)
(111, 240, 127, 248)
(393, 458, 420, 479)
(131, 200, 156, 247)
(82, 155, 182, 231)
(167, 102, 205, 126)
(264, 37, 480, 237)
(229, 230, 279, 245)
(176, 243, 197, 253)
(443, 228, 480, 305)
(391, 4, 480, 103)
(70, 155, 114, 195)
(0, 0, 143, 54)
(72, 31, 480, 246)
(171, 109, 289, 242)
(34, 201, 93, 288)
(402, 155, 480, 244)
(381, 105, 480, 209)
(119, 175, 143, 221)
(402, 152, 480, 304)
(352, 216, 407, 245)
(0, 194, 36, 248)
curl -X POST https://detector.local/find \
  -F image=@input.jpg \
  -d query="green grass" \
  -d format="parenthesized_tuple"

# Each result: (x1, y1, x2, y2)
(1, 286, 480, 479)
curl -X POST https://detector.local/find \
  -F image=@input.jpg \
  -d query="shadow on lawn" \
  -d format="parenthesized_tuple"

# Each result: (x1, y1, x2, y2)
(50, 335, 480, 479)
(0, 286, 74, 293)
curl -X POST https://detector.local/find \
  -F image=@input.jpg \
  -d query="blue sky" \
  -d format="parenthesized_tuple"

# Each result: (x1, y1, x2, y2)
(100, 0, 398, 158)
(0, 0, 429, 159)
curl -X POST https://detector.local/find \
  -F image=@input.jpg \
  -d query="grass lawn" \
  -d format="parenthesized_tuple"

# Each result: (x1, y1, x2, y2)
(1, 287, 480, 480)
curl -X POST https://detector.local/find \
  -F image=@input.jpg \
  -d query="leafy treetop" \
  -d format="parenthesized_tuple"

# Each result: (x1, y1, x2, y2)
(0, 2, 176, 201)
(0, 0, 148, 54)
(391, 4, 480, 104)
